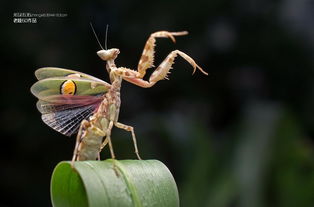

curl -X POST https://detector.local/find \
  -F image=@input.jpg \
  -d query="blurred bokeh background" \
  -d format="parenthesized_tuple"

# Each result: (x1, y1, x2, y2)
(1, 0, 314, 206)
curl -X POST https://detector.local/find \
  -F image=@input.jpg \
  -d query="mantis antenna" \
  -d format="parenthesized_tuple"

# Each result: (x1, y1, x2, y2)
(105, 24, 109, 50)
(90, 22, 104, 50)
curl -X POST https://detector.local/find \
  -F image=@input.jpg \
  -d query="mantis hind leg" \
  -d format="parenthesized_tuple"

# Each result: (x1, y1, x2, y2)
(72, 119, 107, 166)
(115, 122, 141, 160)
(71, 120, 90, 167)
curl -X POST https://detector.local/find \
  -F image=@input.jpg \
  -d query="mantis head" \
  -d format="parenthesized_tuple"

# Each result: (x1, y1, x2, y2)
(97, 48, 120, 61)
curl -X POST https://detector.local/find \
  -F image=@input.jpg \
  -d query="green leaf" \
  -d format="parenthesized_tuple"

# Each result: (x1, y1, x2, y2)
(51, 159, 179, 207)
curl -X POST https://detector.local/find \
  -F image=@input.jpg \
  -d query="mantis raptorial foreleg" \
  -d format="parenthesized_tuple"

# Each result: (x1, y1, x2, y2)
(149, 49, 207, 82)
(115, 122, 141, 160)
(115, 49, 207, 88)
(106, 31, 207, 88)
(137, 31, 189, 78)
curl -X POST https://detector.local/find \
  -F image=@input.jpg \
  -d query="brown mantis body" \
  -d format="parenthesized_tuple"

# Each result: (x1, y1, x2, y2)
(59, 31, 207, 164)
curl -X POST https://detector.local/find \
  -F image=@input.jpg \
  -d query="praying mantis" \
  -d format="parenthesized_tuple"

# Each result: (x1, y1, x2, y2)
(31, 29, 207, 165)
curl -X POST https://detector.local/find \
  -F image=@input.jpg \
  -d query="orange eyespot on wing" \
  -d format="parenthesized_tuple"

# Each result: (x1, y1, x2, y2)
(60, 80, 76, 95)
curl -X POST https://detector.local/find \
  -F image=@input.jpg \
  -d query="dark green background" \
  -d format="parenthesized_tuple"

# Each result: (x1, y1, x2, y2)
(1, 0, 313, 206)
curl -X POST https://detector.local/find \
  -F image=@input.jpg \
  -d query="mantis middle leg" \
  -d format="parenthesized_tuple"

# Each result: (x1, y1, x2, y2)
(115, 122, 141, 160)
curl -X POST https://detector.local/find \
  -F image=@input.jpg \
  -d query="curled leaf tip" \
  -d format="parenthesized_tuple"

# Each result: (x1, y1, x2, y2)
(51, 160, 179, 207)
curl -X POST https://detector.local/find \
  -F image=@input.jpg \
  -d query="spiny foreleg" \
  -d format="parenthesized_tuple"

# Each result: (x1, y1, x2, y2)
(149, 50, 207, 83)
(118, 50, 207, 88)
(137, 31, 188, 78)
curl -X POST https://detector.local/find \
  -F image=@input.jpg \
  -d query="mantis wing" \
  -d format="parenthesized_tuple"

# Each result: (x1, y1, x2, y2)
(31, 67, 110, 136)
(37, 96, 103, 136)
(35, 67, 107, 83)
(31, 77, 111, 101)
